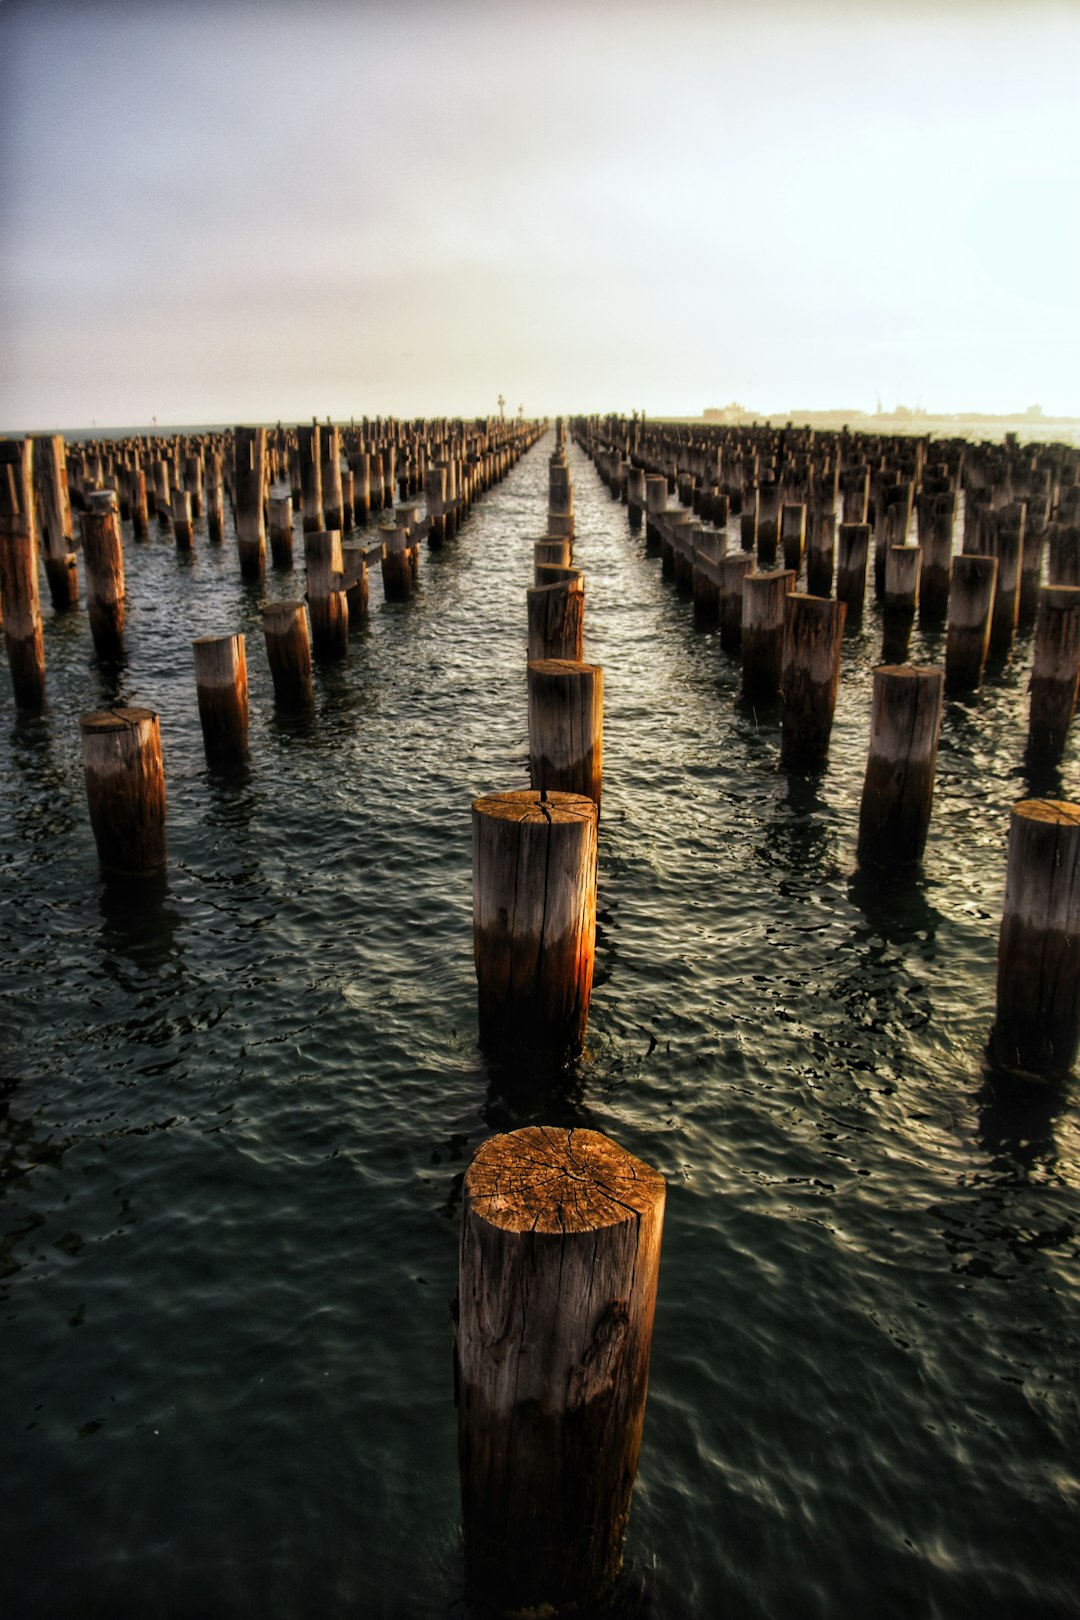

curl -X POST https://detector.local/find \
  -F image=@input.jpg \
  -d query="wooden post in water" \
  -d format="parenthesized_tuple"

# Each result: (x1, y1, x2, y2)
(456, 1125, 665, 1615)
(79, 707, 166, 873)
(472, 789, 597, 1059)
(130, 467, 150, 540)
(645, 474, 668, 551)
(992, 800, 1080, 1078)
(917, 487, 955, 623)
(781, 502, 806, 575)
(548, 457, 574, 541)
(627, 465, 646, 531)
(742, 569, 796, 699)
(269, 494, 294, 569)
(297, 423, 324, 534)
(534, 537, 572, 582)
(234, 427, 266, 579)
(1027, 587, 1080, 761)
(983, 505, 1025, 654)
(719, 551, 754, 653)
(262, 601, 313, 708)
(80, 491, 126, 663)
(856, 666, 944, 866)
(527, 572, 584, 662)
(425, 466, 447, 548)
(171, 488, 194, 550)
(0, 437, 46, 707)
(806, 511, 835, 598)
(945, 555, 998, 693)
(836, 523, 871, 620)
(320, 424, 344, 534)
(781, 594, 845, 767)
(32, 434, 78, 609)
(192, 634, 249, 764)
(305, 530, 348, 659)
(205, 453, 224, 543)
(527, 659, 603, 809)
(882, 544, 921, 660)
(380, 530, 413, 602)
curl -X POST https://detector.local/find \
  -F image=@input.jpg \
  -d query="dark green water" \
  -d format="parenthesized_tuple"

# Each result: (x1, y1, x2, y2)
(2, 434, 1077, 1619)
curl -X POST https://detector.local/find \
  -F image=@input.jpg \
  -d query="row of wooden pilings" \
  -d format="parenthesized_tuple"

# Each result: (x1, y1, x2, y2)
(4, 411, 662, 1617)
(569, 413, 1080, 1089)
(0, 415, 542, 711)
(462, 419, 666, 1615)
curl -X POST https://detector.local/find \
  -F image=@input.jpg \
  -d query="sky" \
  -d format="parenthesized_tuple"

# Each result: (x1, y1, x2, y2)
(1, 0, 1078, 428)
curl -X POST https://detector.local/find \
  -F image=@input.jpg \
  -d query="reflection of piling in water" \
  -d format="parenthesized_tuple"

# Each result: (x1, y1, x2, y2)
(992, 800, 1080, 1079)
(457, 1125, 664, 1617)
(80, 706, 166, 874)
(857, 666, 944, 868)
(472, 789, 597, 1061)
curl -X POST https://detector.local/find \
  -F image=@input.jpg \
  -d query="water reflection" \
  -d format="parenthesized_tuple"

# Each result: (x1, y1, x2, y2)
(847, 862, 942, 946)
(975, 1061, 1065, 1184)
(96, 868, 183, 979)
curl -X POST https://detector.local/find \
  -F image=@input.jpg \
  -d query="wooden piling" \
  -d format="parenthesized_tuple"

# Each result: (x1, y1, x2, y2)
(534, 537, 572, 583)
(192, 634, 249, 764)
(79, 707, 166, 873)
(836, 523, 871, 619)
(0, 437, 46, 707)
(945, 555, 998, 693)
(297, 423, 324, 534)
(856, 665, 944, 866)
(882, 544, 921, 659)
(342, 545, 370, 625)
(806, 511, 835, 598)
(780, 502, 806, 575)
(527, 659, 603, 809)
(171, 488, 194, 550)
(32, 434, 78, 610)
(305, 529, 348, 659)
(320, 424, 344, 534)
(262, 601, 313, 708)
(527, 572, 584, 662)
(205, 453, 224, 543)
(456, 1125, 664, 1615)
(269, 494, 294, 569)
(780, 594, 846, 767)
(992, 800, 1080, 1078)
(1028, 587, 1080, 761)
(130, 467, 150, 540)
(741, 569, 796, 700)
(627, 465, 646, 530)
(80, 491, 126, 663)
(472, 789, 597, 1059)
(234, 427, 266, 579)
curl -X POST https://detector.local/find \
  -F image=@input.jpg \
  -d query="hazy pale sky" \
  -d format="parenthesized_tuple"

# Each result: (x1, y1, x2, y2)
(1, 0, 1077, 427)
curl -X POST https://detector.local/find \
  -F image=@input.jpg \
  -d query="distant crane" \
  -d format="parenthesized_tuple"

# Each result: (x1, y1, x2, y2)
(497, 394, 506, 421)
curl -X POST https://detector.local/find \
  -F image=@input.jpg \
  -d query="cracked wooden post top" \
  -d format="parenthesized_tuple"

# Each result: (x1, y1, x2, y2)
(457, 1126, 665, 1615)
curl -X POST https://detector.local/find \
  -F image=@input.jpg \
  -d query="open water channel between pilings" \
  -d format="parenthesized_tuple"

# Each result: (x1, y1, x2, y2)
(2, 430, 1077, 1619)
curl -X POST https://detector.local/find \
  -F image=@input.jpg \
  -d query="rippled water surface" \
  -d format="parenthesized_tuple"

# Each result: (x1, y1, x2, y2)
(2, 435, 1078, 1619)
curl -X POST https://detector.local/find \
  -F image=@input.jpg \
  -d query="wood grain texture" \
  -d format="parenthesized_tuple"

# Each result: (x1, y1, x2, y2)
(780, 593, 845, 766)
(993, 800, 1080, 1078)
(527, 574, 584, 664)
(457, 1125, 665, 1613)
(80, 707, 166, 873)
(527, 659, 603, 809)
(857, 665, 944, 867)
(262, 601, 313, 708)
(472, 790, 597, 1060)
(1028, 587, 1080, 760)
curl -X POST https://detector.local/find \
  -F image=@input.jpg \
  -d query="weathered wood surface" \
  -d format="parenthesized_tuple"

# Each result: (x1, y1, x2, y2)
(741, 568, 795, 700)
(0, 437, 46, 707)
(192, 633, 249, 764)
(1028, 586, 1080, 761)
(304, 529, 348, 659)
(457, 1124, 665, 1613)
(234, 426, 266, 578)
(780, 593, 845, 767)
(527, 572, 584, 663)
(527, 658, 604, 809)
(993, 800, 1080, 1079)
(857, 665, 944, 867)
(945, 554, 997, 692)
(472, 789, 597, 1059)
(262, 600, 313, 708)
(80, 706, 167, 873)
(80, 491, 126, 663)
